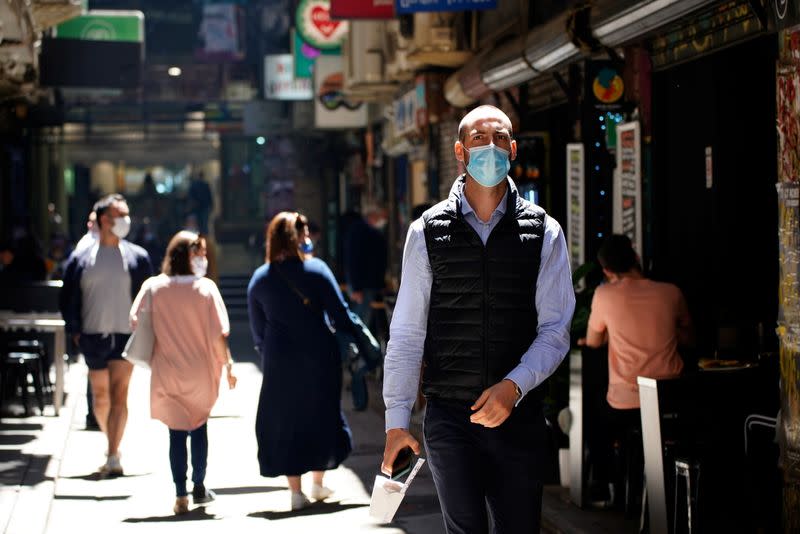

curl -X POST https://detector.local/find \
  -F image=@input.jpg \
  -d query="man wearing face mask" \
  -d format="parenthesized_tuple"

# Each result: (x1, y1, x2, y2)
(381, 105, 575, 533)
(60, 194, 153, 476)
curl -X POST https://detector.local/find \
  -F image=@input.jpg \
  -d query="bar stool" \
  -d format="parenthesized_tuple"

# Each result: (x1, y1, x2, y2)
(6, 339, 51, 395)
(3, 351, 47, 415)
(673, 457, 701, 534)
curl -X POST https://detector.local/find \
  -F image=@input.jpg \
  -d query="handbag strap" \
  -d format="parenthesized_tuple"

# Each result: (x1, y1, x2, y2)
(273, 264, 315, 311)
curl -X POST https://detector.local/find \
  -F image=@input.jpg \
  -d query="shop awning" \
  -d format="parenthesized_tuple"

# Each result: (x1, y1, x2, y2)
(444, 0, 717, 107)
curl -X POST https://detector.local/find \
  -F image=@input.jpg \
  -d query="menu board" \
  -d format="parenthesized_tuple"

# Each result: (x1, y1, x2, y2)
(566, 143, 585, 274)
(613, 122, 643, 257)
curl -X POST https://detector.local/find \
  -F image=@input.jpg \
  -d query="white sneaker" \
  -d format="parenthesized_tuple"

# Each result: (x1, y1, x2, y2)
(99, 453, 123, 477)
(310, 483, 333, 501)
(291, 492, 310, 511)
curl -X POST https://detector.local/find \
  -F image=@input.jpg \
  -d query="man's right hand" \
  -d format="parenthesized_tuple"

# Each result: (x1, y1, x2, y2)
(351, 290, 364, 305)
(72, 334, 80, 346)
(381, 428, 421, 477)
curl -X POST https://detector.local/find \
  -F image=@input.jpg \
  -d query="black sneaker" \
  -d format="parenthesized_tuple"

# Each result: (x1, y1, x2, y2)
(192, 484, 216, 505)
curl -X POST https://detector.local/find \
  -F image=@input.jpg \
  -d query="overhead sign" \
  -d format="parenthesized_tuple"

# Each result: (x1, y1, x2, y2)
(293, 30, 339, 79)
(296, 0, 349, 50)
(196, 3, 245, 61)
(54, 10, 144, 42)
(264, 54, 313, 100)
(314, 55, 367, 129)
(613, 122, 643, 257)
(566, 143, 585, 272)
(395, 0, 496, 14)
(331, 0, 395, 19)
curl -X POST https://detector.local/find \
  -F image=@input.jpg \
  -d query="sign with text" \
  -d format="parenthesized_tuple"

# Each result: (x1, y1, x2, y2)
(613, 122, 643, 256)
(331, 0, 394, 19)
(395, 0, 496, 14)
(297, 0, 349, 50)
(264, 54, 313, 100)
(566, 143, 585, 272)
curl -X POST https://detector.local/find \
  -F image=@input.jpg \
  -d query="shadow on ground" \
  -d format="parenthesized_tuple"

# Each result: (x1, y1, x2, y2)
(212, 485, 284, 496)
(248, 501, 368, 520)
(123, 507, 219, 523)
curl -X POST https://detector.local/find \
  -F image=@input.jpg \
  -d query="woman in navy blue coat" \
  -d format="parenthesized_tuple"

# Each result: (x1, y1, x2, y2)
(247, 211, 358, 511)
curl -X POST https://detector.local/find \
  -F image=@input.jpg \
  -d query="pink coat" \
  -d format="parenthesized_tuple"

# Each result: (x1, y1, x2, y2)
(131, 274, 230, 430)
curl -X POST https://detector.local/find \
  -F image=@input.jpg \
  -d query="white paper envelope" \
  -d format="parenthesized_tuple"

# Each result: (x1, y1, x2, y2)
(369, 458, 426, 523)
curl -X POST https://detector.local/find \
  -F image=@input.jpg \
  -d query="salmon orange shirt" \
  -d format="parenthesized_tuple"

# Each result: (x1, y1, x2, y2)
(588, 278, 690, 409)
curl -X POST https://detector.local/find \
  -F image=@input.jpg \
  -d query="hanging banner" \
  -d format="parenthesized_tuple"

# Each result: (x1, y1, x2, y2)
(395, 0, 496, 14)
(314, 55, 367, 129)
(331, 0, 395, 19)
(264, 54, 313, 100)
(566, 143, 585, 272)
(196, 3, 246, 61)
(613, 122, 643, 257)
(296, 0, 349, 50)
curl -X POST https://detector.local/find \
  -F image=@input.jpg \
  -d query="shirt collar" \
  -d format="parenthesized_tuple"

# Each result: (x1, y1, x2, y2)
(459, 180, 508, 219)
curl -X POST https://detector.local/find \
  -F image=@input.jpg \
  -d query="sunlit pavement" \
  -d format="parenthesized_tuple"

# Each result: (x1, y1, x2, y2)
(2, 348, 444, 534)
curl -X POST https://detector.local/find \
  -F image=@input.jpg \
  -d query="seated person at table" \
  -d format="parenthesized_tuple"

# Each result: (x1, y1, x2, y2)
(581, 234, 692, 507)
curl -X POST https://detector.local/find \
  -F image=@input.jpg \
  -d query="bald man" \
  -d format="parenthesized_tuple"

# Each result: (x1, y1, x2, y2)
(381, 105, 575, 533)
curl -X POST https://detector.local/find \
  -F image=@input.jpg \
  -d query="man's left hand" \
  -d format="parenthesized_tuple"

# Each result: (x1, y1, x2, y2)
(469, 379, 519, 428)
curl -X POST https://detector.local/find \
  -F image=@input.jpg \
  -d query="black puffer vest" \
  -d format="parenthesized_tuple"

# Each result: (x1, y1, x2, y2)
(421, 176, 545, 403)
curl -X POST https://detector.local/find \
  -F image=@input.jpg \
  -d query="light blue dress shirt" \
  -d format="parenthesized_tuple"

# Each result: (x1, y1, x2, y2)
(383, 182, 576, 431)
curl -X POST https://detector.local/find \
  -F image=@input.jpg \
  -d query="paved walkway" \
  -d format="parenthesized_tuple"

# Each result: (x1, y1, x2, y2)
(1, 354, 444, 534)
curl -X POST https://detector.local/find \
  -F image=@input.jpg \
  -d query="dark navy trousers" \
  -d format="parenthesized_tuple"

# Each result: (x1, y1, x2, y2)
(423, 397, 548, 534)
(168, 423, 208, 497)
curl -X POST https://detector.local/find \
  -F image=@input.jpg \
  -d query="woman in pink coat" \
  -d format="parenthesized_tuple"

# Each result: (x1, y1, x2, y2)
(131, 231, 237, 514)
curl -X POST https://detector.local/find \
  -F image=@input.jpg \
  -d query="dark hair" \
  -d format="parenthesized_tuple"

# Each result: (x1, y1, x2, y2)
(266, 212, 308, 263)
(162, 231, 204, 276)
(597, 234, 638, 274)
(93, 194, 126, 229)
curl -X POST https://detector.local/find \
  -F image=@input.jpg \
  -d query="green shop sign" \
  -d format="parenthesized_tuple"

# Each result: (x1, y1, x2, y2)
(55, 10, 144, 42)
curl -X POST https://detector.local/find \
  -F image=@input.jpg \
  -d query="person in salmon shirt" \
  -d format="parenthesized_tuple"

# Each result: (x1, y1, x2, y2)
(130, 231, 237, 515)
(581, 233, 692, 508)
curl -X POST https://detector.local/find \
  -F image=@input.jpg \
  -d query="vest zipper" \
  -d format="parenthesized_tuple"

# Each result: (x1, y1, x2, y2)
(482, 245, 488, 390)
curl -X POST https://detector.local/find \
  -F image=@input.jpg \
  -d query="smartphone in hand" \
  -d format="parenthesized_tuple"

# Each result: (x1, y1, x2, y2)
(390, 446, 415, 481)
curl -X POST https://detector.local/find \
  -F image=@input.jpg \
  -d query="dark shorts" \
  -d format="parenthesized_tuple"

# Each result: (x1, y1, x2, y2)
(79, 333, 130, 370)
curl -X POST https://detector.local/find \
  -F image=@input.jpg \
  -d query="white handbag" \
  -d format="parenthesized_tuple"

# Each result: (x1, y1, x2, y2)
(123, 287, 154, 369)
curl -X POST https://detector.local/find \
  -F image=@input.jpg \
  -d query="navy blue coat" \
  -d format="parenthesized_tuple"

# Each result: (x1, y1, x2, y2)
(247, 257, 358, 477)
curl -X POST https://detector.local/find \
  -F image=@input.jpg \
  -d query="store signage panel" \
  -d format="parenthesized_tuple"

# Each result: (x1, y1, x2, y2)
(566, 143, 585, 273)
(395, 0, 496, 14)
(55, 10, 144, 42)
(297, 0, 349, 50)
(331, 0, 394, 19)
(393, 89, 417, 136)
(264, 54, 313, 100)
(314, 55, 368, 129)
(293, 30, 340, 79)
(613, 122, 643, 257)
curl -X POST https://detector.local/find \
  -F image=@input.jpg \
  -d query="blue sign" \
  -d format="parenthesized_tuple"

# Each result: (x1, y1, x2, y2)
(395, 0, 496, 14)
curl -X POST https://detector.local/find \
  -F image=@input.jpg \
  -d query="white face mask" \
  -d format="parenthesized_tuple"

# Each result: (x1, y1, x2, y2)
(111, 216, 131, 239)
(191, 256, 208, 278)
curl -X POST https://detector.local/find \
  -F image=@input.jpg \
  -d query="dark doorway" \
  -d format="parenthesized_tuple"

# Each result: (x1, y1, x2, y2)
(651, 34, 778, 358)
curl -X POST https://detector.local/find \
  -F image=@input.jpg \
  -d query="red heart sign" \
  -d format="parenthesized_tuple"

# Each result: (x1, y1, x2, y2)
(311, 5, 340, 39)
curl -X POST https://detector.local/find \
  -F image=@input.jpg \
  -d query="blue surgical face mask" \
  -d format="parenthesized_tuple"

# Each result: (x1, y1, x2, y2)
(300, 237, 314, 255)
(463, 143, 511, 188)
